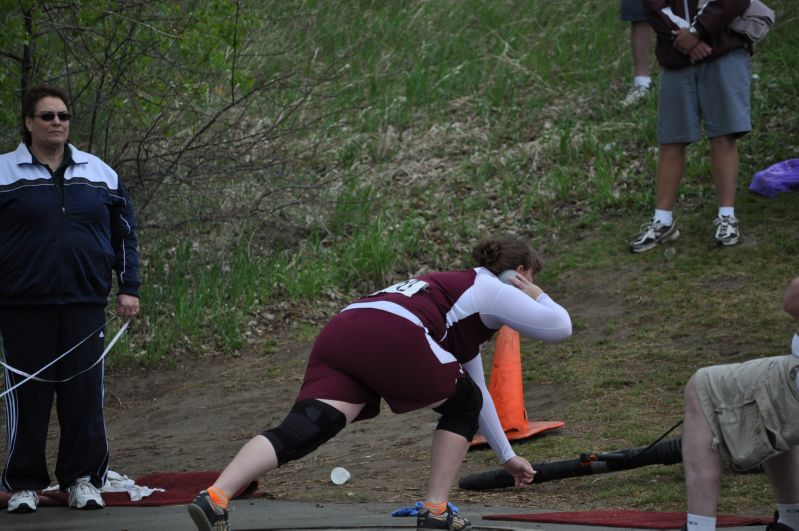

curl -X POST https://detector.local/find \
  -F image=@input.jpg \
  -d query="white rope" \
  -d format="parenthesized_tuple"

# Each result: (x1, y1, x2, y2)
(0, 319, 129, 400)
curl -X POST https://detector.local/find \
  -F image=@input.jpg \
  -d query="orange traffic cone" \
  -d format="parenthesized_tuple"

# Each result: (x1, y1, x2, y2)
(470, 325, 564, 448)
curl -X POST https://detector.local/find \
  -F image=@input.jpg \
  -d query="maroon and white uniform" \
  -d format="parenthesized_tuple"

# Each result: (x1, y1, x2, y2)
(296, 267, 572, 463)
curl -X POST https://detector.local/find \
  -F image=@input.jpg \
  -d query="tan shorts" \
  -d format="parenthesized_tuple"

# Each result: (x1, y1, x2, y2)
(695, 355, 799, 470)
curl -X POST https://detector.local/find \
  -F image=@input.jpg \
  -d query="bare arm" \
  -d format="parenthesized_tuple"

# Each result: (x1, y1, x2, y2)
(783, 277, 799, 356)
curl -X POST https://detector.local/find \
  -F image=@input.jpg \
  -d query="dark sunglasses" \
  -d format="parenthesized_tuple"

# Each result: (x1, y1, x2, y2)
(32, 112, 71, 122)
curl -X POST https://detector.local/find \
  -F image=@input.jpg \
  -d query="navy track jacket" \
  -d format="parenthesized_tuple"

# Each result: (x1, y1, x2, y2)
(0, 143, 141, 307)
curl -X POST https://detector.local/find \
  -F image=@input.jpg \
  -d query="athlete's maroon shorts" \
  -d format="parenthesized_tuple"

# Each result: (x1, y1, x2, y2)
(296, 308, 464, 421)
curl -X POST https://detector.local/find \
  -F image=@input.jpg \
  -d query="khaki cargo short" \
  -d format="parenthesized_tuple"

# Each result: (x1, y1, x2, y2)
(695, 355, 799, 470)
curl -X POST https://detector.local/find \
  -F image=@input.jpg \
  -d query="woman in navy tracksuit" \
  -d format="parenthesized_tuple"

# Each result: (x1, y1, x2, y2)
(0, 85, 141, 513)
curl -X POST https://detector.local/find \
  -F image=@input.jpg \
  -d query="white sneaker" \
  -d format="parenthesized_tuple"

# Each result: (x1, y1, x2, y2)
(713, 215, 740, 246)
(629, 219, 680, 253)
(621, 84, 651, 107)
(7, 490, 39, 513)
(68, 476, 105, 510)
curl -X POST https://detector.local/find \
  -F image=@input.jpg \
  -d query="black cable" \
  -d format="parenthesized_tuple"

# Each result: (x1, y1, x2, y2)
(591, 418, 683, 463)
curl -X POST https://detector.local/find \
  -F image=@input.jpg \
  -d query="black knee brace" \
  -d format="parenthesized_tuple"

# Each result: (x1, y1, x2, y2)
(433, 375, 483, 441)
(262, 399, 346, 466)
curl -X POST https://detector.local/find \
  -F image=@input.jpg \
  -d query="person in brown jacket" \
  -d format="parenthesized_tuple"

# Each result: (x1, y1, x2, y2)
(629, 0, 752, 253)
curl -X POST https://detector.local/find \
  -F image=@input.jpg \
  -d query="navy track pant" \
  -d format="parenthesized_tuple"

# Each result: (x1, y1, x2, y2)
(0, 304, 109, 491)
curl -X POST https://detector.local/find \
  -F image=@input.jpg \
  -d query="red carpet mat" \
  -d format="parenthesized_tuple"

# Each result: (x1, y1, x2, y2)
(484, 510, 771, 529)
(0, 471, 263, 508)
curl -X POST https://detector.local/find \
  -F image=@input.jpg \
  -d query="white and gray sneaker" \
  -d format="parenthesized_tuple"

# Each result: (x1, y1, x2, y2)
(629, 219, 679, 253)
(7, 490, 39, 513)
(621, 84, 651, 107)
(713, 215, 739, 246)
(68, 476, 105, 510)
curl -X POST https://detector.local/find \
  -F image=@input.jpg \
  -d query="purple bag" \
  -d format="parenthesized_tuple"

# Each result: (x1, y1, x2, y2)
(749, 159, 799, 198)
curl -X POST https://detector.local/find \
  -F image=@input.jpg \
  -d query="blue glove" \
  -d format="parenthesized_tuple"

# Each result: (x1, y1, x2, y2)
(390, 502, 423, 517)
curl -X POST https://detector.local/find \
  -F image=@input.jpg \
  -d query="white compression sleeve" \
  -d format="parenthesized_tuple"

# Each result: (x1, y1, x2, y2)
(462, 355, 516, 464)
(473, 272, 572, 341)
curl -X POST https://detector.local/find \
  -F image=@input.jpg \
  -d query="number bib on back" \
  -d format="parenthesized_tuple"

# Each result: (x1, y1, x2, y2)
(371, 279, 429, 298)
